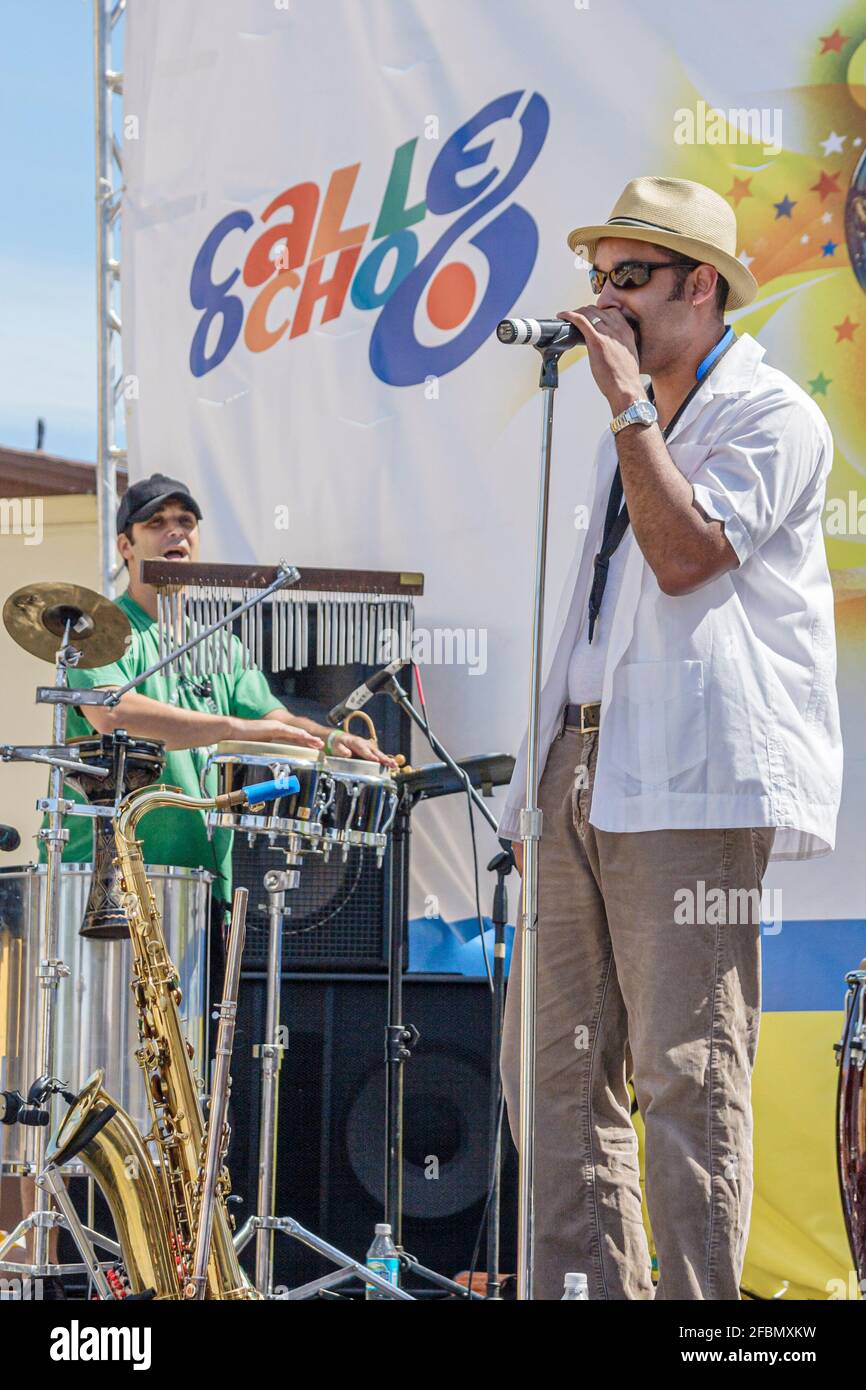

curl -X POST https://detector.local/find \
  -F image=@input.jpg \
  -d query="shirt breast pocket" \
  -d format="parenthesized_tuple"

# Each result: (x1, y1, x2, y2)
(606, 659, 707, 787)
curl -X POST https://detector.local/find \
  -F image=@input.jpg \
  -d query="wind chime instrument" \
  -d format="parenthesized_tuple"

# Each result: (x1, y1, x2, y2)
(141, 561, 424, 673)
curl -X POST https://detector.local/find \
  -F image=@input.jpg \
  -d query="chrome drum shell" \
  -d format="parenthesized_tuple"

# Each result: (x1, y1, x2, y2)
(0, 862, 210, 1175)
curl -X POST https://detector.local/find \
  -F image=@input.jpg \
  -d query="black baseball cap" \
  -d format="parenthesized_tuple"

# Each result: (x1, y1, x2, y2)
(116, 474, 203, 534)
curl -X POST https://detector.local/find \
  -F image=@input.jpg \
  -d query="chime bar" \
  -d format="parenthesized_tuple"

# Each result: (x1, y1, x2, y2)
(140, 561, 423, 674)
(141, 562, 424, 595)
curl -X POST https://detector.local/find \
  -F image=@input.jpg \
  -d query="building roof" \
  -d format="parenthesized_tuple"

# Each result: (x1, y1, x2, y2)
(0, 445, 128, 498)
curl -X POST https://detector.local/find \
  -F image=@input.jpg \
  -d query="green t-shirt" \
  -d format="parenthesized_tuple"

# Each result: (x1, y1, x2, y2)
(48, 591, 280, 903)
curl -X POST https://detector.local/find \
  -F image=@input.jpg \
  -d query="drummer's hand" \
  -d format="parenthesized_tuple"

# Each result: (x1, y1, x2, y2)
(231, 717, 324, 750)
(328, 732, 398, 769)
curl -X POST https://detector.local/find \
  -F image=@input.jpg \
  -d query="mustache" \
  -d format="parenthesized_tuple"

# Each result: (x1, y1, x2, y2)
(623, 314, 642, 353)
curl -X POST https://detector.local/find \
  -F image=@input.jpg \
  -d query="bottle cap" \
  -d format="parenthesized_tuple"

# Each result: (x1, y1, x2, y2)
(564, 1272, 588, 1287)
(374, 1223, 392, 1235)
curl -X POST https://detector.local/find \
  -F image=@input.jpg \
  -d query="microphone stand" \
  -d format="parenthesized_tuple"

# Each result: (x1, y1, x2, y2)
(381, 678, 501, 837)
(386, 326, 564, 1305)
(379, 675, 495, 1300)
(514, 343, 566, 1299)
(485, 845, 513, 1299)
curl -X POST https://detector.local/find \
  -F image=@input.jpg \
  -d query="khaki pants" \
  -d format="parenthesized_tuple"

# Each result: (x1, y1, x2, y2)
(501, 725, 774, 1301)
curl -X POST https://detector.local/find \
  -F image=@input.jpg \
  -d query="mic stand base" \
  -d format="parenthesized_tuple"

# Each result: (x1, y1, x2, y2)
(233, 1215, 415, 1300)
(378, 673, 506, 1299)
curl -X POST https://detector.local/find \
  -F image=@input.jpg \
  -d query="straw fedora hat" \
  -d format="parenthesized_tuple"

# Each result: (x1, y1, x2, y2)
(566, 176, 758, 310)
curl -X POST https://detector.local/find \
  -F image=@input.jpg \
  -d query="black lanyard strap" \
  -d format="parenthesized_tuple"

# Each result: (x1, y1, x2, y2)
(587, 467, 630, 643)
(585, 330, 738, 643)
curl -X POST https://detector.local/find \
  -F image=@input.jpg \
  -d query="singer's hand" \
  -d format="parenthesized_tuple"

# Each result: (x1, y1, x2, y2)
(557, 306, 643, 412)
(328, 732, 398, 768)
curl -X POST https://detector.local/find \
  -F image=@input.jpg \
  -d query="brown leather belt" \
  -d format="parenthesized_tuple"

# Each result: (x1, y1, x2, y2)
(563, 701, 601, 734)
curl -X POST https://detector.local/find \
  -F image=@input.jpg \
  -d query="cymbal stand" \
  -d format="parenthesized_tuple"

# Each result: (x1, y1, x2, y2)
(0, 622, 115, 1282)
(102, 562, 301, 708)
(1, 570, 299, 1284)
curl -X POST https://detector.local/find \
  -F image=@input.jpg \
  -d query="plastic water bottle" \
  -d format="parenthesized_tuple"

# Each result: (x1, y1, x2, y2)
(561, 1272, 589, 1300)
(365, 1223, 400, 1299)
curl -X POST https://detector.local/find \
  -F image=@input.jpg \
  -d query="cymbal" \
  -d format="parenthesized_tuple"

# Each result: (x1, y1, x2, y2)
(3, 582, 132, 668)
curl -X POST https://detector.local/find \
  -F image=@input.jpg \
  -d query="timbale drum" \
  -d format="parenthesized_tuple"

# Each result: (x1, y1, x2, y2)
(202, 741, 397, 861)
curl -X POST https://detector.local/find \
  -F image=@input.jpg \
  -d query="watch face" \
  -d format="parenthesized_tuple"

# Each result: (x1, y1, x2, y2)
(611, 399, 658, 433)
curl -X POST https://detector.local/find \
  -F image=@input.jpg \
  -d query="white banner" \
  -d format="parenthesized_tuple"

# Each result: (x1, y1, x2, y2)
(122, 0, 865, 938)
(122, 0, 866, 1293)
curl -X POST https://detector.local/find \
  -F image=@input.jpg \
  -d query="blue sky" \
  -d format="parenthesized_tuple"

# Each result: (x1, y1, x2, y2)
(0, 1, 97, 462)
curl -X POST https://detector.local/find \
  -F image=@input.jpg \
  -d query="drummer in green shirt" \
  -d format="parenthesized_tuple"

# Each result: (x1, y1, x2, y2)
(60, 473, 396, 954)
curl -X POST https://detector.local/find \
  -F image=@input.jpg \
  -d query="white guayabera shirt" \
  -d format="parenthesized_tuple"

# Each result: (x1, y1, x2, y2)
(499, 332, 842, 861)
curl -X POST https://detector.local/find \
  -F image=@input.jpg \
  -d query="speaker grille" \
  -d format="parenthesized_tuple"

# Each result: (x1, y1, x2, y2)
(234, 840, 390, 970)
(229, 975, 518, 1292)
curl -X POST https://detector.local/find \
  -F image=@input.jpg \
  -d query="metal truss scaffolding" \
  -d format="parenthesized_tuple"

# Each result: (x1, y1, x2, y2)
(93, 0, 126, 597)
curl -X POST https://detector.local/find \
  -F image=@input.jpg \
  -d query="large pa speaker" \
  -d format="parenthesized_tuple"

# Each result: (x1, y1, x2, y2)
(230, 972, 517, 1293)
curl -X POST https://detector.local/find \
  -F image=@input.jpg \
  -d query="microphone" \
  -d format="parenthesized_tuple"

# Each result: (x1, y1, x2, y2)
(327, 658, 409, 727)
(0, 824, 20, 852)
(0, 1090, 49, 1126)
(496, 317, 584, 351)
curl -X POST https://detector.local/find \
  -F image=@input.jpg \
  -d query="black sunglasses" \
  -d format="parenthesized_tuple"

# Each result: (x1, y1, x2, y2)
(588, 259, 696, 295)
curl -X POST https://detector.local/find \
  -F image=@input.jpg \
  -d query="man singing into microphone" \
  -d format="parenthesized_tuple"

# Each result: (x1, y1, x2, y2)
(498, 177, 841, 1300)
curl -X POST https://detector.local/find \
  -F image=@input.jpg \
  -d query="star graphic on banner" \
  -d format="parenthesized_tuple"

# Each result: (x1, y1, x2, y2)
(820, 130, 846, 155)
(834, 316, 859, 342)
(738, 248, 754, 268)
(819, 29, 849, 54)
(801, 234, 810, 244)
(808, 372, 831, 395)
(726, 177, 752, 206)
(811, 170, 841, 200)
(821, 240, 839, 256)
(773, 194, 796, 218)
(822, 212, 833, 224)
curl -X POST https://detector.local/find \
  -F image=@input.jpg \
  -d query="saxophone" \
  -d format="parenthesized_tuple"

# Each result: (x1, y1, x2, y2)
(47, 785, 261, 1300)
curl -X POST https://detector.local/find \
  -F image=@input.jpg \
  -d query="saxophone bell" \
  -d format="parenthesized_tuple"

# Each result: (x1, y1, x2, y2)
(46, 1070, 180, 1298)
